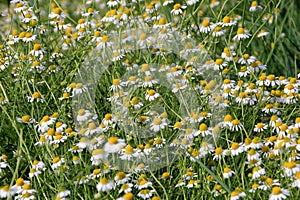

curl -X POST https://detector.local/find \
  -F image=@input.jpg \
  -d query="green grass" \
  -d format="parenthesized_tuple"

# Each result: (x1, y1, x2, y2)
(0, 0, 300, 199)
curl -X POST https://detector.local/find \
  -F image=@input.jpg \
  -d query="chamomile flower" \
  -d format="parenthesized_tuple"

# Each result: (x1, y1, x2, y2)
(213, 147, 224, 160)
(91, 148, 108, 165)
(210, 0, 220, 8)
(137, 189, 154, 199)
(249, 1, 263, 12)
(212, 26, 224, 37)
(214, 58, 228, 70)
(252, 166, 266, 179)
(223, 167, 235, 179)
(221, 16, 236, 27)
(107, 0, 119, 7)
(27, 92, 44, 103)
(104, 137, 126, 153)
(229, 119, 244, 131)
(72, 83, 87, 95)
(110, 78, 122, 91)
(97, 35, 112, 49)
(163, 0, 173, 6)
(0, 185, 11, 198)
(119, 145, 137, 160)
(247, 149, 260, 161)
(186, 180, 198, 188)
(149, 117, 168, 132)
(102, 113, 116, 126)
(56, 189, 70, 199)
(183, 0, 197, 6)
(175, 179, 185, 187)
(153, 137, 166, 148)
(145, 89, 160, 101)
(49, 7, 66, 20)
(182, 170, 197, 180)
(29, 44, 45, 59)
(254, 122, 268, 133)
(142, 75, 158, 87)
(257, 29, 269, 38)
(284, 161, 300, 176)
(114, 171, 131, 185)
(230, 188, 247, 200)
(292, 172, 300, 188)
(230, 142, 244, 156)
(118, 183, 133, 194)
(51, 157, 65, 170)
(200, 19, 215, 34)
(269, 186, 290, 200)
(195, 123, 211, 137)
(233, 28, 251, 41)
(171, 4, 186, 15)
(96, 177, 115, 192)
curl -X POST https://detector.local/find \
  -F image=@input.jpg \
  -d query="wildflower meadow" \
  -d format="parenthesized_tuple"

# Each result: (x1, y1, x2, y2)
(1, 0, 300, 199)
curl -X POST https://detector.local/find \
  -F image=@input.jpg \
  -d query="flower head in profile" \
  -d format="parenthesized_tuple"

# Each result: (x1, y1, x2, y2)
(233, 28, 251, 41)
(171, 4, 187, 15)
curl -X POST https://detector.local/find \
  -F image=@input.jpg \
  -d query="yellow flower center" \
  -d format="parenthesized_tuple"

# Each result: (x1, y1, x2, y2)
(272, 186, 281, 195)
(155, 137, 163, 144)
(53, 7, 61, 14)
(125, 145, 134, 154)
(284, 161, 296, 169)
(202, 19, 210, 27)
(101, 35, 108, 42)
(100, 177, 109, 184)
(147, 90, 156, 96)
(158, 18, 166, 25)
(105, 113, 112, 120)
(92, 149, 105, 156)
(231, 142, 239, 150)
(108, 137, 118, 144)
(22, 115, 30, 122)
(140, 33, 147, 40)
(237, 28, 245, 34)
(173, 4, 181, 10)
(123, 192, 133, 200)
(113, 79, 119, 85)
(251, 1, 258, 7)
(88, 122, 96, 130)
(224, 114, 232, 122)
(214, 26, 221, 32)
(199, 123, 208, 131)
(215, 147, 222, 155)
(231, 119, 240, 126)
(153, 118, 162, 125)
(1, 185, 9, 191)
(252, 137, 260, 143)
(223, 16, 231, 23)
(224, 167, 231, 173)
(16, 178, 24, 186)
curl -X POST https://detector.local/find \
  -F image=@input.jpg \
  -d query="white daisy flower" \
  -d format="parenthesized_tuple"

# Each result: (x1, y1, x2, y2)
(96, 177, 115, 192)
(249, 1, 263, 12)
(171, 4, 186, 15)
(145, 89, 160, 101)
(269, 186, 290, 200)
(223, 167, 235, 179)
(233, 28, 251, 41)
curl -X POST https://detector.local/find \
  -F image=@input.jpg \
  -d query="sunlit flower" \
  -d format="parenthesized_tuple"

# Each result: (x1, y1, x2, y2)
(97, 177, 115, 192)
(269, 186, 290, 200)
(230, 188, 247, 200)
(171, 4, 186, 15)
(145, 89, 160, 101)
(233, 28, 251, 41)
(223, 167, 235, 179)
(250, 1, 263, 12)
